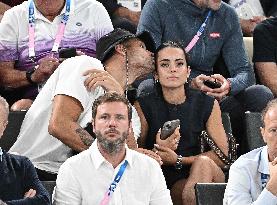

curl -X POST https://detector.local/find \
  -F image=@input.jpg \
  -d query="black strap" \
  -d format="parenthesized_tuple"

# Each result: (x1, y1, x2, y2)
(200, 131, 237, 167)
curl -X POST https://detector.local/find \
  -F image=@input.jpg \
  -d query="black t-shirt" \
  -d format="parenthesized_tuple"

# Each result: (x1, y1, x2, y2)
(253, 17, 277, 63)
(137, 84, 214, 188)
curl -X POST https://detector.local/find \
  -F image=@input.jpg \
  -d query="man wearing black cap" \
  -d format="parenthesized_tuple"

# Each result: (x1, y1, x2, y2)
(9, 28, 161, 181)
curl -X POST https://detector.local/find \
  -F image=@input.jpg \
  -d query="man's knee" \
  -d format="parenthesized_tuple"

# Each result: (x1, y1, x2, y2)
(243, 85, 273, 111)
(11, 99, 33, 111)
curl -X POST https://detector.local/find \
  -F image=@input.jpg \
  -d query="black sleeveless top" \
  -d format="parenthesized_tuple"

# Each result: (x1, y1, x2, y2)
(138, 84, 215, 188)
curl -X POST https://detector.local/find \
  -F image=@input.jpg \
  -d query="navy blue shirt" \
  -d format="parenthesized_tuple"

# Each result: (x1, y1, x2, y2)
(0, 150, 50, 205)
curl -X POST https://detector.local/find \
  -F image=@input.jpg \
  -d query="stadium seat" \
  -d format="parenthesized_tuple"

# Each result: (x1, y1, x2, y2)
(195, 183, 227, 205)
(245, 111, 265, 151)
(42, 181, 56, 200)
(0, 111, 26, 150)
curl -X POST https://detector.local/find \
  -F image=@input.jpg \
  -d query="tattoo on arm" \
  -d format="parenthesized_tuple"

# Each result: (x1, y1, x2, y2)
(75, 128, 94, 147)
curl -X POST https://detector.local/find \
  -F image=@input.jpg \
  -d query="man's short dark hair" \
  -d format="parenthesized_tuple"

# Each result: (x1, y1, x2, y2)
(261, 98, 277, 127)
(92, 92, 132, 123)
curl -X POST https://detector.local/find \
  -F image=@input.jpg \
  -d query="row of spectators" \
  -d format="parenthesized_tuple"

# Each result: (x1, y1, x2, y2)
(0, 0, 276, 204)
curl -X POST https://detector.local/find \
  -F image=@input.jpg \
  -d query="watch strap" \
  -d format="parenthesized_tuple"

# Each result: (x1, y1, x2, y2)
(26, 68, 36, 85)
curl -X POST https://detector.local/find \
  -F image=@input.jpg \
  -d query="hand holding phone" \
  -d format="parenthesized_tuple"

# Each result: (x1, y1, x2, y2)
(203, 80, 221, 89)
(160, 119, 180, 140)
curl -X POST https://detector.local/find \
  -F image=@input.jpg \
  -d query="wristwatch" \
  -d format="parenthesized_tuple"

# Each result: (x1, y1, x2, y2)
(175, 155, 183, 170)
(26, 68, 36, 85)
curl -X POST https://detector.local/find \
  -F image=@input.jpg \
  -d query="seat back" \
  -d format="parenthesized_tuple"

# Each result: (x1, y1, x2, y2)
(42, 181, 56, 200)
(0, 111, 26, 150)
(245, 111, 265, 151)
(195, 183, 227, 205)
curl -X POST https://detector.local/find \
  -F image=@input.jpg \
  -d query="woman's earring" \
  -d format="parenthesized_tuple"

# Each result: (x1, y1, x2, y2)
(155, 78, 159, 84)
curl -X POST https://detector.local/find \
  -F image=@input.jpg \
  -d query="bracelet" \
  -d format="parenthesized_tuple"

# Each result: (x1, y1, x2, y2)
(175, 155, 183, 170)
(26, 68, 36, 85)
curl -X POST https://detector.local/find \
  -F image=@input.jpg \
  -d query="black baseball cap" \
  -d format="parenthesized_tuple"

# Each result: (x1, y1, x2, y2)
(96, 28, 156, 62)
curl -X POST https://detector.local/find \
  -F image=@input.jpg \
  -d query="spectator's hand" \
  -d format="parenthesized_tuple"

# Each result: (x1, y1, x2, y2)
(206, 74, 230, 101)
(266, 157, 277, 195)
(32, 57, 59, 84)
(115, 7, 141, 25)
(190, 74, 215, 93)
(251, 16, 266, 24)
(153, 144, 177, 166)
(127, 10, 141, 25)
(240, 18, 257, 37)
(24, 189, 36, 198)
(135, 148, 163, 165)
(83, 69, 124, 94)
(155, 127, 180, 151)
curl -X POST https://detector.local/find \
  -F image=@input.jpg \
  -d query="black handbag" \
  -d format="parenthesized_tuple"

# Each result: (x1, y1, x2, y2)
(199, 131, 237, 168)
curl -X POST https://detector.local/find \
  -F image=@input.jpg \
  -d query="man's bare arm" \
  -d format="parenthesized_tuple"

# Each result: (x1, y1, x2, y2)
(0, 2, 10, 18)
(0, 61, 31, 88)
(255, 62, 277, 96)
(48, 94, 94, 152)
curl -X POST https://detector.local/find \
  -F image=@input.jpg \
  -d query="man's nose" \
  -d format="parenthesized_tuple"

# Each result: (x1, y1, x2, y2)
(108, 118, 117, 127)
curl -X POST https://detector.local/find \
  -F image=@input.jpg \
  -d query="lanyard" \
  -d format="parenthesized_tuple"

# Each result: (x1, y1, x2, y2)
(100, 160, 128, 205)
(28, 0, 71, 59)
(259, 151, 269, 190)
(185, 10, 212, 53)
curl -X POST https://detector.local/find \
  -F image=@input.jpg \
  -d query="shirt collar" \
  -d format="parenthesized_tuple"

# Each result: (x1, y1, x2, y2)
(90, 139, 133, 170)
(30, 0, 75, 21)
(258, 146, 270, 175)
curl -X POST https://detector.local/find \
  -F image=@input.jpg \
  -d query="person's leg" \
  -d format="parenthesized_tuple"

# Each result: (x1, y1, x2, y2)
(11, 99, 33, 111)
(181, 156, 225, 205)
(237, 85, 273, 112)
(170, 178, 187, 205)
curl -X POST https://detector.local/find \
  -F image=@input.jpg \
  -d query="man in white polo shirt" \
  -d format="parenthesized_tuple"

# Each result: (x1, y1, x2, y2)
(224, 99, 277, 204)
(0, 0, 113, 110)
(53, 92, 173, 205)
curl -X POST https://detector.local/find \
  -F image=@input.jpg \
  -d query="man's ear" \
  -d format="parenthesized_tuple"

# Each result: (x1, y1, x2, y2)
(115, 44, 126, 56)
(260, 126, 267, 143)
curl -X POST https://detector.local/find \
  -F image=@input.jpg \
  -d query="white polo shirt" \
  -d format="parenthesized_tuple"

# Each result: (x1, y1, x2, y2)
(9, 55, 141, 174)
(0, 0, 113, 63)
(53, 140, 173, 205)
(0, 0, 113, 99)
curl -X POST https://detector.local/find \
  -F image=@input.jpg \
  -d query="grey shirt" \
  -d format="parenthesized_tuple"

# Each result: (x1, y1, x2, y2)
(137, 0, 255, 95)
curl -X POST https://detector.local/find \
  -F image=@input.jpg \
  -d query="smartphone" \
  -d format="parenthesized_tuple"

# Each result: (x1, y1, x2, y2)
(203, 80, 221, 89)
(59, 48, 77, 59)
(160, 119, 180, 140)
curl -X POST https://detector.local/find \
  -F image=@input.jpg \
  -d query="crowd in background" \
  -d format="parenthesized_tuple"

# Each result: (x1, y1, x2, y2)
(0, 0, 277, 205)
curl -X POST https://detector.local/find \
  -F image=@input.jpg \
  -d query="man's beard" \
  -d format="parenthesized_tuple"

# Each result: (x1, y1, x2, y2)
(95, 128, 128, 155)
